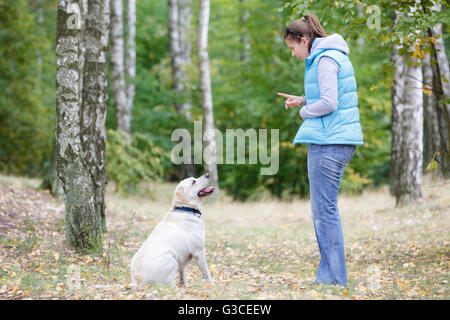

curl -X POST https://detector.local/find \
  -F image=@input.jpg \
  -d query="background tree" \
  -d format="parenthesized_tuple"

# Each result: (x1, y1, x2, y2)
(198, 0, 219, 189)
(390, 8, 424, 207)
(239, 0, 251, 63)
(168, 0, 195, 178)
(110, 0, 130, 134)
(421, 0, 450, 179)
(422, 50, 441, 177)
(125, 0, 136, 124)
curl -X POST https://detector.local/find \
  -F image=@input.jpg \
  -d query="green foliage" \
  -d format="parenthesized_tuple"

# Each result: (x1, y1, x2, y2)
(105, 129, 165, 193)
(4, 0, 445, 200)
(0, 0, 54, 176)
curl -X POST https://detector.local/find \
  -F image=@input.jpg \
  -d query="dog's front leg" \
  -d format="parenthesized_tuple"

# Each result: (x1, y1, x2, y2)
(195, 251, 213, 284)
(178, 266, 186, 287)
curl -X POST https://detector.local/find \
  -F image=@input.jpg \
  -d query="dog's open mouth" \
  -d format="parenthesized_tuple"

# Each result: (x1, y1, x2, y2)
(198, 187, 216, 198)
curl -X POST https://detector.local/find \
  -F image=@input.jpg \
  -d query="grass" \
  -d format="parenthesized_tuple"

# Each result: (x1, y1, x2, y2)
(0, 173, 449, 300)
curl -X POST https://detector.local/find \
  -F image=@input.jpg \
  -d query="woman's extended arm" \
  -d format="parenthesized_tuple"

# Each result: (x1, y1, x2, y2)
(299, 57, 339, 119)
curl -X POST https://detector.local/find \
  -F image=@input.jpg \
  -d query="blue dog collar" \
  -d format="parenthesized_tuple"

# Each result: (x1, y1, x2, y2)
(174, 206, 201, 217)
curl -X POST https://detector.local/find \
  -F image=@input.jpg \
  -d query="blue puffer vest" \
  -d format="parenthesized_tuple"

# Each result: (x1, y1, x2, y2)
(292, 42, 363, 146)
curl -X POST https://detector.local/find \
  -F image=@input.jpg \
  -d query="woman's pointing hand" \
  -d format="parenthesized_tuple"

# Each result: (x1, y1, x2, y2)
(277, 92, 306, 110)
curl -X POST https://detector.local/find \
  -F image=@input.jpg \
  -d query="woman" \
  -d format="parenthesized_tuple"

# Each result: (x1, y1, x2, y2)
(277, 14, 363, 286)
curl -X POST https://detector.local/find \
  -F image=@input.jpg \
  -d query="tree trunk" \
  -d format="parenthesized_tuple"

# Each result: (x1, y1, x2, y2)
(169, 0, 195, 178)
(356, 1, 365, 48)
(79, 0, 88, 97)
(169, 0, 190, 118)
(178, 0, 193, 118)
(423, 1, 450, 179)
(197, 0, 219, 189)
(41, 135, 63, 196)
(80, 0, 110, 234)
(56, 0, 102, 253)
(422, 51, 441, 178)
(390, 9, 424, 207)
(239, 0, 250, 63)
(125, 0, 136, 120)
(110, 0, 130, 133)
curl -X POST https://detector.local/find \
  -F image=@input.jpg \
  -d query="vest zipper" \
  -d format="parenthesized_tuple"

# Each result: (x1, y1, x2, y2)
(320, 117, 325, 130)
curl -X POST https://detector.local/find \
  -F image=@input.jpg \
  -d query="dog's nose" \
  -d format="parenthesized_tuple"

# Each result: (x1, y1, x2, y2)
(205, 173, 210, 179)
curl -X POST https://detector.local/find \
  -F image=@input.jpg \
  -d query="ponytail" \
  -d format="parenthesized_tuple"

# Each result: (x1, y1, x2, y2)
(283, 13, 327, 51)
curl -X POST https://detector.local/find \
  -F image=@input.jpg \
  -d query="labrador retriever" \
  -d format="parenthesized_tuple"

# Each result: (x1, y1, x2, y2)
(130, 173, 216, 287)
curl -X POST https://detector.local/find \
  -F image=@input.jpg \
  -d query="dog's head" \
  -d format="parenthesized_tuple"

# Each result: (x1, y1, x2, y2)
(172, 173, 216, 211)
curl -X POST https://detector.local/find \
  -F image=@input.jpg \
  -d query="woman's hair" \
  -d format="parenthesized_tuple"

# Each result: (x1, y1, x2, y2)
(283, 14, 327, 51)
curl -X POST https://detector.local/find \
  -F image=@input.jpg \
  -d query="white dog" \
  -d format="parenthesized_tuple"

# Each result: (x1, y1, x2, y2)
(130, 174, 216, 287)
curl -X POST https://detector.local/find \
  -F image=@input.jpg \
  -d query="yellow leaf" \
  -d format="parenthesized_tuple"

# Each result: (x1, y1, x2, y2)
(423, 87, 432, 96)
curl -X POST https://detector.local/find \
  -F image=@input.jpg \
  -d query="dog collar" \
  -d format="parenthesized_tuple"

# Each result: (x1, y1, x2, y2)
(174, 206, 201, 217)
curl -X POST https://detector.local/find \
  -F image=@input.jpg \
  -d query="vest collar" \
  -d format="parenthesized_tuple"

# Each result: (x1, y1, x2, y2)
(305, 48, 327, 69)
(174, 206, 201, 217)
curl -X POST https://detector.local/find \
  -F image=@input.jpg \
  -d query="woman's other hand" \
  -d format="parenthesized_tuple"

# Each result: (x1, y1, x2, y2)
(277, 92, 306, 110)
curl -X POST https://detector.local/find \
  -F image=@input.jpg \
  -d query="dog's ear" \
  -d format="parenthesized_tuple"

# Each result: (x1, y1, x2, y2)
(174, 186, 190, 205)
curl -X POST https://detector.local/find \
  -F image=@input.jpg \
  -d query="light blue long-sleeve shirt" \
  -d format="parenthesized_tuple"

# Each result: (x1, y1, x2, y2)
(299, 34, 350, 119)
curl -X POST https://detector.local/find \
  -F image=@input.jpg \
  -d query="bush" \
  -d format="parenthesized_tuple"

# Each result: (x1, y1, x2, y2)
(106, 129, 166, 193)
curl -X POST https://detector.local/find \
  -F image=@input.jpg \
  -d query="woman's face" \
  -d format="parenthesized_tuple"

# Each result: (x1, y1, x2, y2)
(285, 37, 309, 61)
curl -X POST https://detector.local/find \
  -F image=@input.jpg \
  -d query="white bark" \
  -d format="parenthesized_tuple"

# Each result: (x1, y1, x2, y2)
(169, 0, 192, 119)
(197, 0, 218, 189)
(110, 0, 130, 133)
(79, 0, 88, 97)
(239, 0, 250, 63)
(390, 9, 423, 206)
(426, 1, 450, 178)
(178, 0, 193, 117)
(81, 0, 110, 233)
(178, 0, 192, 65)
(356, 1, 365, 48)
(169, 0, 195, 178)
(125, 0, 136, 116)
(56, 0, 102, 252)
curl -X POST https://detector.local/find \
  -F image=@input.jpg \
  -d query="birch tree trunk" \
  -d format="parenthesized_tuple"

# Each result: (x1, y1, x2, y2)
(169, 0, 195, 178)
(110, 0, 130, 133)
(169, 0, 185, 116)
(79, 0, 88, 97)
(178, 0, 193, 117)
(239, 0, 250, 63)
(80, 0, 110, 234)
(56, 0, 102, 253)
(422, 1, 450, 179)
(198, 0, 219, 189)
(390, 9, 424, 207)
(41, 0, 86, 196)
(125, 0, 136, 117)
(356, 1, 365, 48)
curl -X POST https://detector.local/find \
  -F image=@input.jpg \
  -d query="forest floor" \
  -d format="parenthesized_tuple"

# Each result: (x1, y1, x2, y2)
(0, 174, 449, 300)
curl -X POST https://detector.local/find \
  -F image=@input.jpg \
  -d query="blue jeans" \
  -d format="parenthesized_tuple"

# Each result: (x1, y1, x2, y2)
(307, 144, 356, 286)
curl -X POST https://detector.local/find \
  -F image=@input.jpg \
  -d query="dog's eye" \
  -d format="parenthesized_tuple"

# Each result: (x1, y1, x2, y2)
(192, 180, 196, 185)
